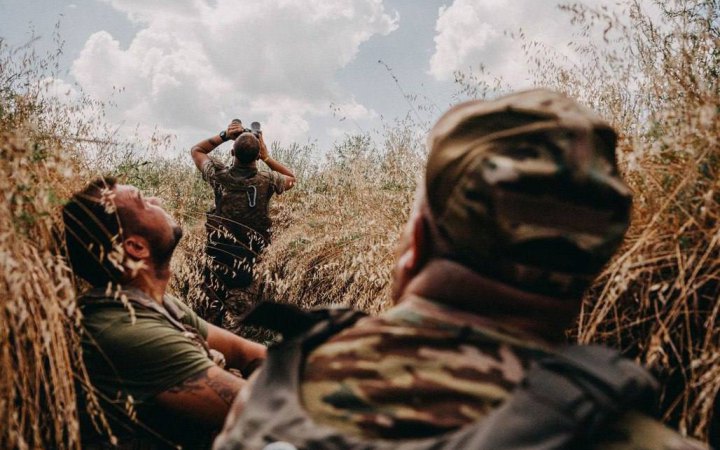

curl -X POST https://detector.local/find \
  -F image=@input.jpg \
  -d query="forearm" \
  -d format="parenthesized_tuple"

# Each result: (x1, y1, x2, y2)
(191, 132, 229, 170)
(156, 366, 246, 428)
(225, 339, 266, 374)
(191, 133, 225, 155)
(263, 156, 295, 179)
(206, 324, 267, 373)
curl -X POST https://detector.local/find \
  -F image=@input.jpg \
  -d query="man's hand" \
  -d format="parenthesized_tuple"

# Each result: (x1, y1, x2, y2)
(258, 132, 270, 161)
(206, 323, 266, 375)
(255, 133, 296, 190)
(227, 121, 245, 140)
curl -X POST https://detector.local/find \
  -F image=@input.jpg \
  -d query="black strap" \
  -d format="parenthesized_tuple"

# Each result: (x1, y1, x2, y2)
(242, 301, 363, 341)
(468, 344, 659, 449)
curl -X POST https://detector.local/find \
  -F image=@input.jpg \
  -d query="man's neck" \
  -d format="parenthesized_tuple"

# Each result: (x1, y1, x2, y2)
(399, 259, 581, 344)
(124, 264, 171, 304)
(232, 160, 257, 170)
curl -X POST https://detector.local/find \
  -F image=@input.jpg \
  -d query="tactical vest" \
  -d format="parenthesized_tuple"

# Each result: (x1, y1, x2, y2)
(207, 166, 276, 248)
(213, 303, 667, 450)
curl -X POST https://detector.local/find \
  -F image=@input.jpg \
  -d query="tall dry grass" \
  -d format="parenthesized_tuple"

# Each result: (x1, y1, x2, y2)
(252, 129, 423, 315)
(519, 0, 719, 438)
(0, 37, 108, 448)
(0, 36, 198, 448)
(1, 0, 718, 446)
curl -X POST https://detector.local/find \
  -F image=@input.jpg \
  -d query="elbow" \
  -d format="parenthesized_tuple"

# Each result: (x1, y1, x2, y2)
(286, 176, 297, 190)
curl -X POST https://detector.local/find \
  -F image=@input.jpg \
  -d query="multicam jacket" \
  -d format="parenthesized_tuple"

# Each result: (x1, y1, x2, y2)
(298, 296, 706, 449)
(200, 159, 287, 290)
(201, 158, 286, 244)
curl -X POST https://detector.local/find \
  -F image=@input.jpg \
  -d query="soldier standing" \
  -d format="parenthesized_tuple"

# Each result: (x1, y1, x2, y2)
(191, 121, 295, 325)
(213, 90, 709, 450)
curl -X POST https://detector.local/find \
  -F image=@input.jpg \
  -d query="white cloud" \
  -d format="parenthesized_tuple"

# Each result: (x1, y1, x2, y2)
(71, 0, 397, 149)
(327, 126, 349, 140)
(428, 0, 645, 88)
(429, 0, 558, 87)
(335, 99, 378, 121)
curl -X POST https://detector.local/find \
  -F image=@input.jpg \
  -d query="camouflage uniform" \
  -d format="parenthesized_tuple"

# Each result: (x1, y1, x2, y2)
(200, 158, 285, 324)
(296, 89, 707, 448)
(300, 296, 706, 449)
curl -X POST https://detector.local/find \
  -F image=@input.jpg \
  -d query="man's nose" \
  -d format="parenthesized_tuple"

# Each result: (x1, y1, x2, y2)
(147, 196, 163, 207)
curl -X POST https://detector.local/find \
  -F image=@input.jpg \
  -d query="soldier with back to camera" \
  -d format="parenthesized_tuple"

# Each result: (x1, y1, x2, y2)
(213, 89, 709, 450)
(191, 120, 296, 325)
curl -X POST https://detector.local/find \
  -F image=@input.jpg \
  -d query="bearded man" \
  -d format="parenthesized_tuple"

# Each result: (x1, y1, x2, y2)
(63, 177, 266, 449)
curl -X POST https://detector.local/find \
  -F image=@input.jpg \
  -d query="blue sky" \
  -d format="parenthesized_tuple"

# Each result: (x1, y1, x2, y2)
(0, 0, 617, 155)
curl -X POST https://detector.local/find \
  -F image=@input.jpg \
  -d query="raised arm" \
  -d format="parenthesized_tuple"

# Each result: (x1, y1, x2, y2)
(258, 134, 296, 191)
(190, 121, 245, 171)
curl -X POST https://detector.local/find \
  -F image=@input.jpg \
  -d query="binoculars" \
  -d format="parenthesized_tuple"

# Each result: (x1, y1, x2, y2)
(232, 119, 262, 138)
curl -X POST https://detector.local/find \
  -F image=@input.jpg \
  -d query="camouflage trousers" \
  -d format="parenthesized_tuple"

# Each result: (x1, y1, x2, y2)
(202, 274, 276, 343)
(222, 282, 263, 332)
(200, 256, 261, 329)
(200, 240, 278, 342)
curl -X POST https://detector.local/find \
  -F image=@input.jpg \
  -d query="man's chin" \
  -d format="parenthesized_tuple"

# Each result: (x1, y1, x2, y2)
(166, 225, 184, 257)
(172, 225, 184, 245)
(154, 226, 184, 265)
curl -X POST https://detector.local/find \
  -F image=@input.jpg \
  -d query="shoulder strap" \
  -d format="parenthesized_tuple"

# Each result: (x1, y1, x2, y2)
(462, 344, 660, 449)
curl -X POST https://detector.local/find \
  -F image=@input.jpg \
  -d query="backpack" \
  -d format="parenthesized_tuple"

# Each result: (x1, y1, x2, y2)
(207, 166, 276, 248)
(214, 303, 668, 450)
(204, 167, 276, 288)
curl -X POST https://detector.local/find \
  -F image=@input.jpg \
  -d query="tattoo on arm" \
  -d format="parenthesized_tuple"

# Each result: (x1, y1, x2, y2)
(207, 375, 241, 405)
(166, 368, 242, 406)
(167, 369, 208, 394)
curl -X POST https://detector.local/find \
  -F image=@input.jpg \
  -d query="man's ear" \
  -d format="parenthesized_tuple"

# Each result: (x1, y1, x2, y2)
(398, 212, 429, 274)
(123, 235, 150, 261)
(409, 213, 430, 272)
(391, 211, 430, 302)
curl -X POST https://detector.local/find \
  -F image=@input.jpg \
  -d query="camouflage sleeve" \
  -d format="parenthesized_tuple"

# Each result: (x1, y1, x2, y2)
(200, 158, 221, 185)
(264, 169, 286, 195)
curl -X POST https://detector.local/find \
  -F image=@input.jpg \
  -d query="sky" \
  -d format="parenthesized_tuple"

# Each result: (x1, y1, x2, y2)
(0, 0, 622, 156)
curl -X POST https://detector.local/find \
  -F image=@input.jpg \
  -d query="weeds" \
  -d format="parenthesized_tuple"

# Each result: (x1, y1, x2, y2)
(1, 0, 718, 446)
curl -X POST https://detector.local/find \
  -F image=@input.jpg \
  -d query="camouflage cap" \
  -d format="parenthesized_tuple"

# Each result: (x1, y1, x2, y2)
(425, 88, 632, 297)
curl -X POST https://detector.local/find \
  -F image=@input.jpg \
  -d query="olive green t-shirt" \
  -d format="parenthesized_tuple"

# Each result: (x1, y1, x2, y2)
(79, 287, 216, 447)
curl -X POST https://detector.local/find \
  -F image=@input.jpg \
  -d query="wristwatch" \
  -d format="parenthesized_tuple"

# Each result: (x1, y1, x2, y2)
(219, 130, 229, 141)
